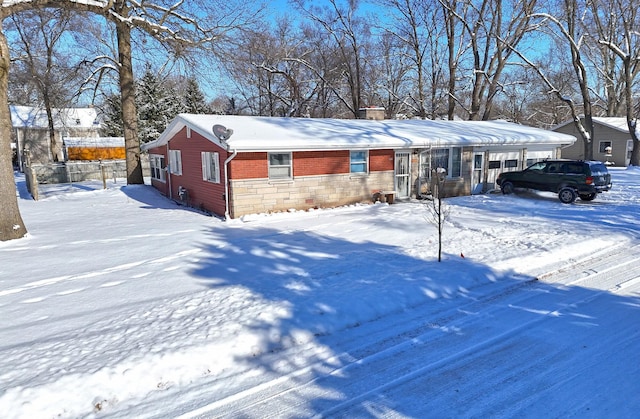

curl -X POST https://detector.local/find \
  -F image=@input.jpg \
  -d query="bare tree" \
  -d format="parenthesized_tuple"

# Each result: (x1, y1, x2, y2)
(293, 0, 373, 118)
(503, 0, 596, 159)
(0, 0, 259, 242)
(590, 0, 640, 166)
(424, 169, 449, 262)
(377, 0, 449, 119)
(7, 8, 85, 162)
(440, 0, 539, 121)
(0, 19, 26, 241)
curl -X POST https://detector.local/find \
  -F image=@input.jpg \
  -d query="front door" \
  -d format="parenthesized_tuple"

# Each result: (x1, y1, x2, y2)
(395, 152, 411, 198)
(472, 153, 484, 194)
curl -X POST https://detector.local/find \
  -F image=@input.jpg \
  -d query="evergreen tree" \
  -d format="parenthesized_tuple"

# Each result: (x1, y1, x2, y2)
(183, 77, 211, 114)
(135, 67, 183, 143)
(100, 93, 124, 137)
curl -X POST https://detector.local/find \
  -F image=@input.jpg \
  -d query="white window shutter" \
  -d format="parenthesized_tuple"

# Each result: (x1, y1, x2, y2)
(213, 152, 220, 183)
(201, 152, 210, 180)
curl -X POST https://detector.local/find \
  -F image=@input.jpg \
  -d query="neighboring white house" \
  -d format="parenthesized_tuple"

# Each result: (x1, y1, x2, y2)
(10, 105, 102, 168)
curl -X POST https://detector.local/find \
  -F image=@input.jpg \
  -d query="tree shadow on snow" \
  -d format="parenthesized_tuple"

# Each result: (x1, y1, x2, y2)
(183, 225, 640, 416)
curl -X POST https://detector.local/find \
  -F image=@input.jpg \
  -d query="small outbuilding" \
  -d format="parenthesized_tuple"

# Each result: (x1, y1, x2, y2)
(142, 114, 576, 219)
(554, 117, 635, 166)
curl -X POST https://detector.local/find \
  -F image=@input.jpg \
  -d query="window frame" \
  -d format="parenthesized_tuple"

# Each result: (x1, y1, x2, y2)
(504, 159, 518, 169)
(268, 152, 293, 180)
(427, 147, 462, 178)
(599, 140, 612, 154)
(201, 151, 220, 183)
(350, 150, 369, 174)
(149, 154, 166, 182)
(168, 149, 182, 175)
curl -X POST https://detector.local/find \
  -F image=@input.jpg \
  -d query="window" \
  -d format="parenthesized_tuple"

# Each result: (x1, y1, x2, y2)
(150, 154, 166, 182)
(350, 150, 368, 173)
(488, 160, 501, 169)
(504, 159, 518, 169)
(169, 150, 182, 175)
(201, 152, 220, 183)
(431, 147, 462, 177)
(420, 147, 463, 178)
(599, 141, 612, 153)
(268, 152, 292, 179)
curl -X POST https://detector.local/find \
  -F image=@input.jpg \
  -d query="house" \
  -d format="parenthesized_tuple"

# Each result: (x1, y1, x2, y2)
(141, 114, 576, 219)
(11, 105, 103, 168)
(553, 117, 636, 166)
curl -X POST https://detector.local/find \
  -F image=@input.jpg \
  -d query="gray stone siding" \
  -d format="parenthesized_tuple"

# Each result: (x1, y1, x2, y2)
(230, 171, 395, 218)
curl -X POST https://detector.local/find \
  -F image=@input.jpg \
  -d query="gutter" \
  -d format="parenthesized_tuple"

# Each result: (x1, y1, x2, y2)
(166, 143, 172, 200)
(223, 148, 238, 220)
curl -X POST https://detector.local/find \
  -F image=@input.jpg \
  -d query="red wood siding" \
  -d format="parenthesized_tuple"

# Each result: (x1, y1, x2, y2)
(148, 128, 228, 217)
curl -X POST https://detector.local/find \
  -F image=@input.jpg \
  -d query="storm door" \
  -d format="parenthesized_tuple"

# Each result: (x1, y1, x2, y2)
(472, 153, 484, 194)
(395, 152, 411, 198)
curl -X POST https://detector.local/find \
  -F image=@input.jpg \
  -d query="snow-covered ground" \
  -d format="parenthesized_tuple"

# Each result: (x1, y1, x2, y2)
(1, 167, 639, 418)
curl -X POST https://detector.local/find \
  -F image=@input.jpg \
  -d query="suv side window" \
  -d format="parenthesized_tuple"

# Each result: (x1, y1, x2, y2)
(546, 162, 563, 173)
(564, 162, 585, 174)
(527, 162, 546, 172)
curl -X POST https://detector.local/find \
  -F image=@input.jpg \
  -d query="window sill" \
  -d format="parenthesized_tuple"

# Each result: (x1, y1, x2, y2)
(268, 178, 294, 185)
(349, 173, 369, 179)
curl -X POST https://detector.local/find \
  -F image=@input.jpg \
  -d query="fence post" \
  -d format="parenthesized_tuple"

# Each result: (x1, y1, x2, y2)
(23, 150, 39, 201)
(100, 161, 107, 189)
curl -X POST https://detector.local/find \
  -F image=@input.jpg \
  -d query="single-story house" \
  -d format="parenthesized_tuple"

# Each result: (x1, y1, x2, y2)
(554, 117, 636, 166)
(11, 105, 103, 168)
(142, 114, 576, 219)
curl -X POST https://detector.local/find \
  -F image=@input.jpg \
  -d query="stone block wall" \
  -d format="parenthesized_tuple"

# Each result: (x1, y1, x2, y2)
(229, 171, 395, 218)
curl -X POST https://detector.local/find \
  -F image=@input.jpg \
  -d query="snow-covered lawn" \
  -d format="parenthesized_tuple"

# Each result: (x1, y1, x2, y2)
(1, 167, 639, 418)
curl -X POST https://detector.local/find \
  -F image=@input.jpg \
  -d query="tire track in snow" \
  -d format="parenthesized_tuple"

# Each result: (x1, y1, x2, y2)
(177, 245, 640, 418)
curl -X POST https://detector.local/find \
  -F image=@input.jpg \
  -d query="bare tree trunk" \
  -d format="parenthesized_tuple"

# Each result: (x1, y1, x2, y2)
(115, 2, 144, 184)
(444, 0, 457, 120)
(0, 24, 27, 241)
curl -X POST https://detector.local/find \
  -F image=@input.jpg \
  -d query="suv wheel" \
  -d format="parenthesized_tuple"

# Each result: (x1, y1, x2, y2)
(558, 187, 577, 204)
(501, 181, 514, 195)
(579, 193, 597, 201)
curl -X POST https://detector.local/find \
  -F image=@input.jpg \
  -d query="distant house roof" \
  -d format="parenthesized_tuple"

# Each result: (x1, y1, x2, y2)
(10, 105, 100, 130)
(64, 137, 124, 147)
(592, 117, 631, 133)
(143, 114, 577, 153)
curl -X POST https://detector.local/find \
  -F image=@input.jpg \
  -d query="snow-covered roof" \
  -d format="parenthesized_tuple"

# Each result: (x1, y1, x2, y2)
(64, 137, 124, 147)
(143, 114, 576, 152)
(10, 105, 100, 130)
(592, 117, 630, 132)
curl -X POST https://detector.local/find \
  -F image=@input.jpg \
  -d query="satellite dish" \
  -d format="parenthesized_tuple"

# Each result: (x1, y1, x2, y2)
(212, 124, 234, 142)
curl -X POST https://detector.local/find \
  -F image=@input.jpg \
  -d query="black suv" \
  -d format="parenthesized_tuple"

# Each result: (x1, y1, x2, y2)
(496, 159, 612, 203)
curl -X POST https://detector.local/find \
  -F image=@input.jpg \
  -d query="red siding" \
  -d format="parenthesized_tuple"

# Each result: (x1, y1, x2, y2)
(147, 133, 396, 218)
(228, 149, 393, 179)
(294, 151, 349, 176)
(147, 146, 169, 197)
(370, 149, 394, 171)
(148, 128, 228, 217)
(229, 152, 268, 179)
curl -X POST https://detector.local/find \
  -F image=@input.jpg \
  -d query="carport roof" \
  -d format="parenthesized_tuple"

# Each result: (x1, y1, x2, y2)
(143, 114, 577, 152)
